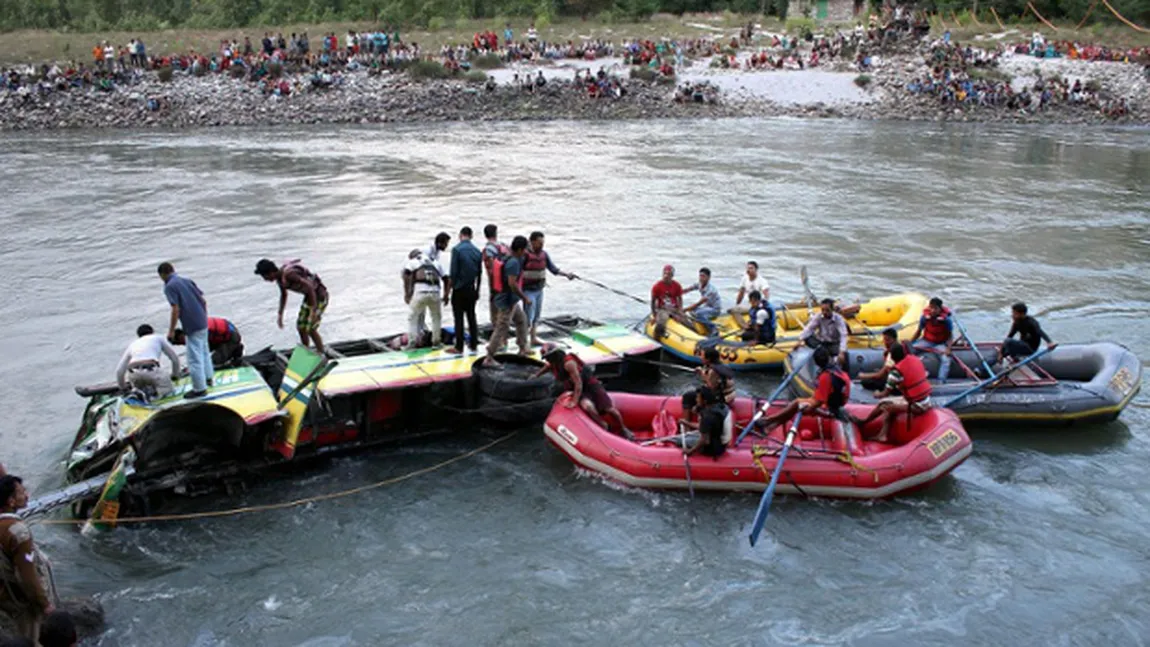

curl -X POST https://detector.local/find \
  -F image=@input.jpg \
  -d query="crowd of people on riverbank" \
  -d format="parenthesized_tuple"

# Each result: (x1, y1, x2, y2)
(903, 38, 1134, 116)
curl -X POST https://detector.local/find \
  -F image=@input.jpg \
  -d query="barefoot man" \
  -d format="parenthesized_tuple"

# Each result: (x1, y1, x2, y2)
(256, 258, 329, 354)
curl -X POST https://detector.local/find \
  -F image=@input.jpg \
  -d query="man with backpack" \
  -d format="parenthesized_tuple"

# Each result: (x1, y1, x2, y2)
(483, 236, 532, 366)
(403, 248, 446, 349)
(481, 224, 510, 325)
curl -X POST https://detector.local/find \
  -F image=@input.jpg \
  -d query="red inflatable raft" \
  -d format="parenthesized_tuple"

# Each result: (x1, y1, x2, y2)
(543, 393, 972, 499)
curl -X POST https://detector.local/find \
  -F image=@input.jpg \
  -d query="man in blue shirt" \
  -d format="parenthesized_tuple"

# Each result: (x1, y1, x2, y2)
(445, 227, 483, 354)
(158, 262, 212, 398)
(684, 267, 723, 328)
(483, 235, 531, 367)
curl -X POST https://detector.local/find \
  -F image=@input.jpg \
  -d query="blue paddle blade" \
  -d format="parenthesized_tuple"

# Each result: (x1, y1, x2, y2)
(748, 413, 803, 547)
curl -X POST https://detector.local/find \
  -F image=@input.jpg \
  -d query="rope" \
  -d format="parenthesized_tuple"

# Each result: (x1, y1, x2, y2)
(990, 6, 1006, 29)
(1099, 0, 1149, 32)
(836, 451, 880, 484)
(1076, 0, 1098, 29)
(1026, 2, 1060, 30)
(35, 431, 519, 526)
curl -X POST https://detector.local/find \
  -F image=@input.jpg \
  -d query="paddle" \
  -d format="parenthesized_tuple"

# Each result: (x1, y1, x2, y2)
(734, 351, 814, 446)
(748, 411, 804, 547)
(683, 450, 695, 499)
(800, 266, 817, 307)
(951, 314, 995, 378)
(942, 346, 1053, 409)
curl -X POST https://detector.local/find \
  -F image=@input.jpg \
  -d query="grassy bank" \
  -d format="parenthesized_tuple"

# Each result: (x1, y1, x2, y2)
(0, 13, 1146, 66)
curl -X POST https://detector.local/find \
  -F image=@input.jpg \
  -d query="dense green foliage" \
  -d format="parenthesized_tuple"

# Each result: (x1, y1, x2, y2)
(0, 0, 1143, 32)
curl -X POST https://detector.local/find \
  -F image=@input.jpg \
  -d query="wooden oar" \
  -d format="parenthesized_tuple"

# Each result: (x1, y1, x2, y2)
(748, 411, 804, 547)
(942, 347, 1053, 408)
(951, 314, 995, 378)
(734, 351, 814, 446)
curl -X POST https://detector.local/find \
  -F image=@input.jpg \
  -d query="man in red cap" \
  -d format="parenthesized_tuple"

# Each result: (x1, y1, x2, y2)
(650, 264, 688, 338)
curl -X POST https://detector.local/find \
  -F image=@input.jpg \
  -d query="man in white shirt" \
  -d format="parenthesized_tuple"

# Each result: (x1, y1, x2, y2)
(403, 249, 445, 349)
(730, 260, 770, 327)
(115, 324, 182, 400)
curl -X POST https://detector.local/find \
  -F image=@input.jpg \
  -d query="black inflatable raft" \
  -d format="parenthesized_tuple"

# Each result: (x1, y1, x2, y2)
(786, 342, 1141, 425)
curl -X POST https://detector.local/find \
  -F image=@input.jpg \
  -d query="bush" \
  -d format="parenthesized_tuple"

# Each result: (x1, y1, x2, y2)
(472, 53, 502, 69)
(464, 70, 488, 83)
(157, 66, 173, 82)
(407, 59, 450, 80)
(854, 74, 872, 88)
(428, 15, 446, 30)
(655, 72, 676, 85)
(267, 61, 283, 79)
(630, 66, 657, 81)
(970, 67, 1011, 83)
(1084, 79, 1101, 93)
(597, 9, 616, 23)
(534, 12, 552, 30)
(785, 17, 815, 39)
(229, 65, 246, 79)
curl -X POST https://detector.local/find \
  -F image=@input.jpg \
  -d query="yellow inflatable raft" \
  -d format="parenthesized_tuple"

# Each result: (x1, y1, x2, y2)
(644, 292, 928, 370)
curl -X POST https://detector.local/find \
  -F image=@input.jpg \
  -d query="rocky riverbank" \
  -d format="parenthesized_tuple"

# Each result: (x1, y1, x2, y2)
(1, 53, 1146, 130)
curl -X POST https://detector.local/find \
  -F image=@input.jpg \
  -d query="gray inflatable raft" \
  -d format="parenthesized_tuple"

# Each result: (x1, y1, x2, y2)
(785, 342, 1141, 425)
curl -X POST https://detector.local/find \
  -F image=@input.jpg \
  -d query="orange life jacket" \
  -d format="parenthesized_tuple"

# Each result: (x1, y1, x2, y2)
(895, 354, 932, 403)
(921, 306, 952, 344)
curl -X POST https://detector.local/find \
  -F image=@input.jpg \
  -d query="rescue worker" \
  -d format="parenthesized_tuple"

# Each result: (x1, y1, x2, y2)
(797, 298, 849, 366)
(173, 317, 244, 368)
(1000, 302, 1057, 362)
(520, 231, 577, 347)
(909, 296, 954, 383)
(402, 248, 445, 349)
(857, 328, 900, 391)
(158, 262, 211, 399)
(853, 342, 933, 442)
(740, 290, 776, 345)
(537, 347, 633, 440)
(650, 265, 688, 338)
(444, 226, 483, 355)
(483, 236, 531, 366)
(676, 386, 730, 457)
(0, 475, 56, 643)
(756, 346, 850, 431)
(255, 258, 329, 354)
(481, 224, 509, 325)
(115, 324, 181, 401)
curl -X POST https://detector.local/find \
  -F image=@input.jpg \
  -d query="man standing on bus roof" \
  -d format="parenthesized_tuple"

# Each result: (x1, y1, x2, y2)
(255, 258, 329, 355)
(520, 231, 577, 347)
(158, 262, 211, 399)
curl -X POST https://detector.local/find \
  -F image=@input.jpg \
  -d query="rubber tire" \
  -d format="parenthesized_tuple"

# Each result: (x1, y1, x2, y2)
(472, 354, 556, 403)
(476, 394, 554, 425)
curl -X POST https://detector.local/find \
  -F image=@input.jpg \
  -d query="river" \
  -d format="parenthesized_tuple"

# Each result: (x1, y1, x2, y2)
(1, 119, 1148, 646)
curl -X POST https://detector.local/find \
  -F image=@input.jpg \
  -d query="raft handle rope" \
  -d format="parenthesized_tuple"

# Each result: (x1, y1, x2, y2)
(33, 431, 518, 527)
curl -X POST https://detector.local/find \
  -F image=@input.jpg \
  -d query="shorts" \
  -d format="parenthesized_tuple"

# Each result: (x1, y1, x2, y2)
(298, 297, 328, 333)
(582, 380, 614, 416)
(522, 287, 544, 326)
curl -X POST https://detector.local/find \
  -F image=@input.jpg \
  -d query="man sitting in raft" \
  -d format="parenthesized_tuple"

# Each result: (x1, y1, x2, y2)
(173, 316, 244, 368)
(909, 297, 954, 383)
(683, 267, 722, 331)
(857, 328, 900, 391)
(740, 290, 776, 345)
(537, 347, 633, 440)
(730, 261, 770, 328)
(756, 346, 850, 431)
(797, 298, 849, 366)
(999, 302, 1057, 363)
(650, 265, 688, 338)
(115, 324, 182, 401)
(255, 258, 329, 354)
(675, 386, 729, 458)
(852, 341, 932, 442)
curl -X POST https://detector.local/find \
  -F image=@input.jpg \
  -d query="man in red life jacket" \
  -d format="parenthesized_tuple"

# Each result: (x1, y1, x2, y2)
(255, 258, 329, 354)
(909, 296, 954, 383)
(173, 317, 244, 368)
(537, 348, 632, 440)
(481, 224, 510, 325)
(756, 346, 850, 431)
(650, 265, 689, 338)
(521, 231, 577, 348)
(853, 341, 932, 442)
(483, 236, 532, 366)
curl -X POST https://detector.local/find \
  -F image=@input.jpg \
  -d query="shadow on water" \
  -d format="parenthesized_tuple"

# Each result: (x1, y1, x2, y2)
(970, 419, 1133, 456)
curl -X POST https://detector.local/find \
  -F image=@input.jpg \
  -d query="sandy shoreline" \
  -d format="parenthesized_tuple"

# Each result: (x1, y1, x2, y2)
(2, 39, 1147, 130)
